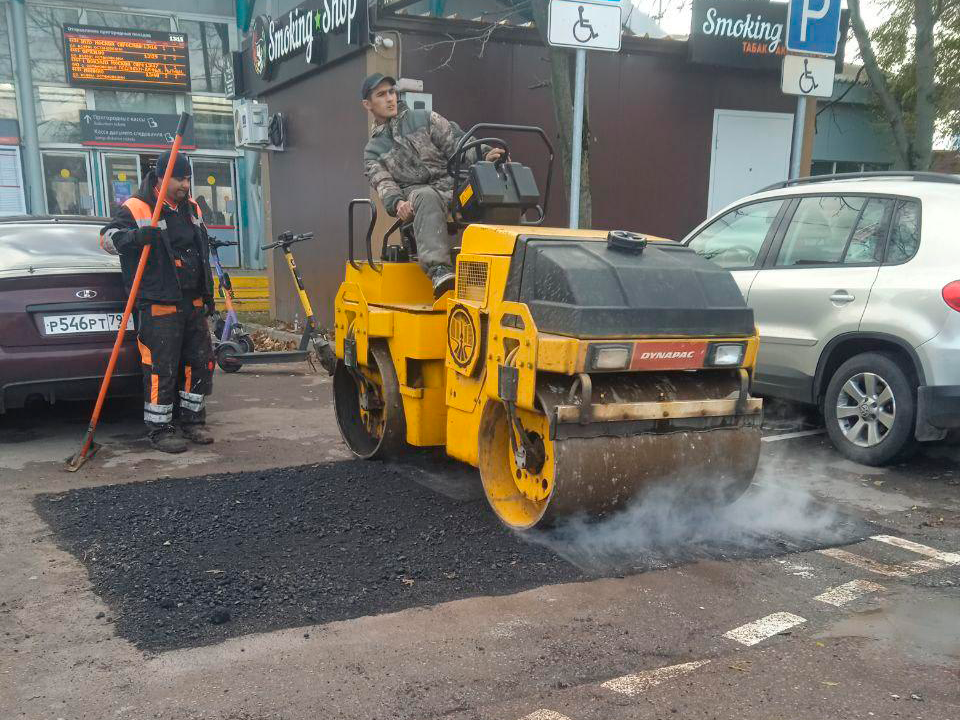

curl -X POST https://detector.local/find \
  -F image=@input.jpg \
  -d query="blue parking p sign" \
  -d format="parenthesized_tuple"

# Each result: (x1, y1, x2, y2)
(786, 0, 841, 56)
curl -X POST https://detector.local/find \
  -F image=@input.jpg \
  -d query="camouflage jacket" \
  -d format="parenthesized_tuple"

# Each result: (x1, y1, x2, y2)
(364, 107, 473, 215)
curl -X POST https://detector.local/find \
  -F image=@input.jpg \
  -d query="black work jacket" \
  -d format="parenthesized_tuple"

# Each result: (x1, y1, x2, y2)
(99, 171, 215, 307)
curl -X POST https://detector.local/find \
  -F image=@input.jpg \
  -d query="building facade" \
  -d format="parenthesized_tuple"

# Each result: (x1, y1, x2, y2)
(1, 0, 264, 269)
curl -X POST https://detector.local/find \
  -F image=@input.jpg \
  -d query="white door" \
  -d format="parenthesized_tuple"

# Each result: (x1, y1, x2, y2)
(707, 110, 793, 216)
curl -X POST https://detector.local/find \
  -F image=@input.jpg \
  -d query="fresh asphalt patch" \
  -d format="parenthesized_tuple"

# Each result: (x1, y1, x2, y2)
(36, 461, 875, 653)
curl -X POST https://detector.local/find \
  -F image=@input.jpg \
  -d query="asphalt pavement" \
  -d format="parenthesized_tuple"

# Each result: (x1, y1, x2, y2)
(1, 362, 957, 720)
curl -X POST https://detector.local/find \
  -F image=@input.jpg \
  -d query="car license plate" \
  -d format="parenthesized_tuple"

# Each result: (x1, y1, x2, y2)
(42, 313, 134, 336)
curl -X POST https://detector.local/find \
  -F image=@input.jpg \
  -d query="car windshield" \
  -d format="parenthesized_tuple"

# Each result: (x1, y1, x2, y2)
(0, 223, 119, 275)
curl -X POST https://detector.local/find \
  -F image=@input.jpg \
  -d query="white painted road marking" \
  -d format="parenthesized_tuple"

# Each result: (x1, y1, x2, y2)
(761, 429, 825, 442)
(723, 612, 807, 646)
(521, 711, 571, 720)
(814, 579, 886, 607)
(818, 547, 950, 577)
(601, 660, 711, 697)
(870, 535, 960, 565)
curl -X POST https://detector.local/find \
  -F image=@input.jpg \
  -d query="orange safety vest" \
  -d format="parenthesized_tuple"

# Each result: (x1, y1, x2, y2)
(100, 196, 203, 252)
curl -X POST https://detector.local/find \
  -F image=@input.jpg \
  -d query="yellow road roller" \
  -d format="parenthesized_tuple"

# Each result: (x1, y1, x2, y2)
(332, 124, 762, 531)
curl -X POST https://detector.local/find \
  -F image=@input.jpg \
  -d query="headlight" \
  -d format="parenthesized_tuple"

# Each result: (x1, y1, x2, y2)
(590, 345, 631, 370)
(708, 343, 746, 367)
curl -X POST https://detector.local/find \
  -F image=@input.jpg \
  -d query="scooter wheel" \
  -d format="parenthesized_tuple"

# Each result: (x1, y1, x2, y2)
(239, 334, 256, 354)
(216, 341, 244, 373)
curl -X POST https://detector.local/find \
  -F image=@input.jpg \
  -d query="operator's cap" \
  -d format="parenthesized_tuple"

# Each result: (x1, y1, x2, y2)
(361, 72, 396, 99)
(155, 150, 191, 180)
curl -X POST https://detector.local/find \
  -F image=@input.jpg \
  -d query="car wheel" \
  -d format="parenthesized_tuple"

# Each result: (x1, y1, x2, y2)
(823, 352, 917, 466)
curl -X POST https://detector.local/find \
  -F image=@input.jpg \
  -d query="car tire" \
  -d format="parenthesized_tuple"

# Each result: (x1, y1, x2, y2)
(823, 352, 917, 466)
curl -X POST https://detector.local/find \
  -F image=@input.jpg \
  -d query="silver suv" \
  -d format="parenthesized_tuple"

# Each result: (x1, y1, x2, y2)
(682, 172, 960, 465)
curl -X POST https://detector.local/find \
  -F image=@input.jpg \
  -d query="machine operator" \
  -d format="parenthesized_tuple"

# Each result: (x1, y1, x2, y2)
(361, 73, 505, 297)
(100, 151, 217, 454)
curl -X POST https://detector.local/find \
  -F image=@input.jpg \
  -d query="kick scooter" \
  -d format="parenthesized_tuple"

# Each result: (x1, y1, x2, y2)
(211, 231, 335, 374)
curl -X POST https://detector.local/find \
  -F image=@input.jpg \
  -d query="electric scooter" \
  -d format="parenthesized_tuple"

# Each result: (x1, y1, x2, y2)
(210, 231, 334, 373)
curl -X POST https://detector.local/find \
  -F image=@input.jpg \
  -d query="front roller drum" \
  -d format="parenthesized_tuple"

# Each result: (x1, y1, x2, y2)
(478, 400, 761, 531)
(333, 340, 406, 459)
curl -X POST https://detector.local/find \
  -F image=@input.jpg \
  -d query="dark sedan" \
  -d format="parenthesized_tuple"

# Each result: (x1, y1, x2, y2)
(0, 216, 140, 413)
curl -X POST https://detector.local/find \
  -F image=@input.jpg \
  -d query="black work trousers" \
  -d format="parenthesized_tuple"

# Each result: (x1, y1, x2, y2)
(137, 298, 214, 429)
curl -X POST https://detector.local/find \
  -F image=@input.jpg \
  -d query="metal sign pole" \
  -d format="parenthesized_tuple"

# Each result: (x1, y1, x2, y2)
(569, 48, 586, 229)
(788, 95, 806, 179)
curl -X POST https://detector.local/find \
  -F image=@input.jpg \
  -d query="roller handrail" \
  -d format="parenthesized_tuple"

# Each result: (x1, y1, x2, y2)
(347, 198, 378, 272)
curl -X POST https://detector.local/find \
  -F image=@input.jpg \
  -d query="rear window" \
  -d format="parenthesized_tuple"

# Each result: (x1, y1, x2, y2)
(0, 223, 118, 275)
(884, 199, 921, 264)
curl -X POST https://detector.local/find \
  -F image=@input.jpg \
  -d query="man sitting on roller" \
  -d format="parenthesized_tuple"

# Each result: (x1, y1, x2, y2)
(361, 73, 504, 298)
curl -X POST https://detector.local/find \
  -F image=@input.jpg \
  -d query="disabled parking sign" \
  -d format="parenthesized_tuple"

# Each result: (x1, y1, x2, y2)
(548, 0, 622, 52)
(786, 0, 842, 56)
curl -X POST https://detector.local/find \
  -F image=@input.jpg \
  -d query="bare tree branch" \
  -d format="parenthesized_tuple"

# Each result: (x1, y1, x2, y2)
(848, 0, 914, 167)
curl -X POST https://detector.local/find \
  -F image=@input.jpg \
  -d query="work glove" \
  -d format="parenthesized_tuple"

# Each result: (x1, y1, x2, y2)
(135, 226, 162, 247)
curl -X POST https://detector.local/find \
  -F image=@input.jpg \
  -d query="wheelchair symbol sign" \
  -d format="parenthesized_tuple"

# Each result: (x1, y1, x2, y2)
(548, 0, 622, 52)
(781, 53, 835, 99)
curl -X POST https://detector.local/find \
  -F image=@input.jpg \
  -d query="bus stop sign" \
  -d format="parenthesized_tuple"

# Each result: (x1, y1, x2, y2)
(786, 0, 841, 56)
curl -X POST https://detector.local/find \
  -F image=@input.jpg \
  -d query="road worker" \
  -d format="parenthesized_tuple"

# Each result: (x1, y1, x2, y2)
(100, 150, 216, 453)
(361, 73, 504, 297)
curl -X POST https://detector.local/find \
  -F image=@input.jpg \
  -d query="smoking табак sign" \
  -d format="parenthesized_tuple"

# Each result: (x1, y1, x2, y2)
(244, 0, 368, 94)
(689, 0, 846, 71)
(690, 0, 788, 69)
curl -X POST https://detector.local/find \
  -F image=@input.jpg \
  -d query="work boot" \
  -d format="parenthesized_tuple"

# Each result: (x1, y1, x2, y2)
(181, 424, 214, 445)
(149, 425, 188, 454)
(429, 264, 455, 299)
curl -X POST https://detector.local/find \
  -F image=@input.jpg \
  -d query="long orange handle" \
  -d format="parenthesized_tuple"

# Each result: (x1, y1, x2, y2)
(73, 113, 191, 463)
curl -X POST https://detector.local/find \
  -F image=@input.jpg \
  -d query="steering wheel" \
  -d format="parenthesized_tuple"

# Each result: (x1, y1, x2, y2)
(711, 244, 757, 264)
(446, 138, 510, 182)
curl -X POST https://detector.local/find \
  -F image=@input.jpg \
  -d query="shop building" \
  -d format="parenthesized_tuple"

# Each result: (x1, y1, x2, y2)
(1, 0, 263, 269)
(237, 0, 898, 324)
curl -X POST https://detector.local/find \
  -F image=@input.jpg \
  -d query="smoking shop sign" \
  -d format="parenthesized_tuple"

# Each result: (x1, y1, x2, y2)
(690, 0, 789, 70)
(246, 0, 368, 91)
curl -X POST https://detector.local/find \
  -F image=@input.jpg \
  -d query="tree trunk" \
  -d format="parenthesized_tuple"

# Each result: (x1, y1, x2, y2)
(530, 0, 592, 228)
(913, 0, 937, 170)
(848, 0, 915, 167)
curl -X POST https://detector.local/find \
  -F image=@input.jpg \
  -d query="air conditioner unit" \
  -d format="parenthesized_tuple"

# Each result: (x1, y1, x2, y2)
(234, 100, 269, 147)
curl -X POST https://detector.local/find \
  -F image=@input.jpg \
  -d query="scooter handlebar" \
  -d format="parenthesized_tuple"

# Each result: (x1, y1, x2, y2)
(261, 231, 314, 251)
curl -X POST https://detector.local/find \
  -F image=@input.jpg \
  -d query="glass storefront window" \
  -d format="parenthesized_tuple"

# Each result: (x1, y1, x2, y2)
(191, 159, 235, 226)
(179, 20, 230, 93)
(27, 6, 80, 84)
(34, 86, 85, 143)
(83, 12, 171, 32)
(93, 90, 177, 115)
(102, 154, 142, 217)
(41, 152, 94, 216)
(192, 96, 233, 149)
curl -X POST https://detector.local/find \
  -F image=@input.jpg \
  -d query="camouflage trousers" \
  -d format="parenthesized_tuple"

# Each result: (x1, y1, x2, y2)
(408, 185, 454, 272)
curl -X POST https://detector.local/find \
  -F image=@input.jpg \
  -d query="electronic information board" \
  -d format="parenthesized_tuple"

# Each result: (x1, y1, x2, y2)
(63, 24, 191, 93)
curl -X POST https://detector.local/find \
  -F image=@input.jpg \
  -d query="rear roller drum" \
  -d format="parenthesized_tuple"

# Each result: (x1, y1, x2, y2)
(333, 340, 406, 459)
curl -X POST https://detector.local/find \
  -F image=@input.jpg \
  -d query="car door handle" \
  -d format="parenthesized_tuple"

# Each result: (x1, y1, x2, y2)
(830, 291, 856, 304)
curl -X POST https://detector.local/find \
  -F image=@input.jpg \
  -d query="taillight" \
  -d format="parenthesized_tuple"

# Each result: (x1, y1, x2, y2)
(944, 281, 960, 312)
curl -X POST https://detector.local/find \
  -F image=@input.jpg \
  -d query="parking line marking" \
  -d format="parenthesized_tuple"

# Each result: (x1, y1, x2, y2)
(814, 579, 886, 607)
(870, 535, 960, 565)
(761, 429, 825, 442)
(521, 711, 571, 720)
(601, 660, 711, 697)
(723, 612, 806, 646)
(818, 547, 949, 577)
